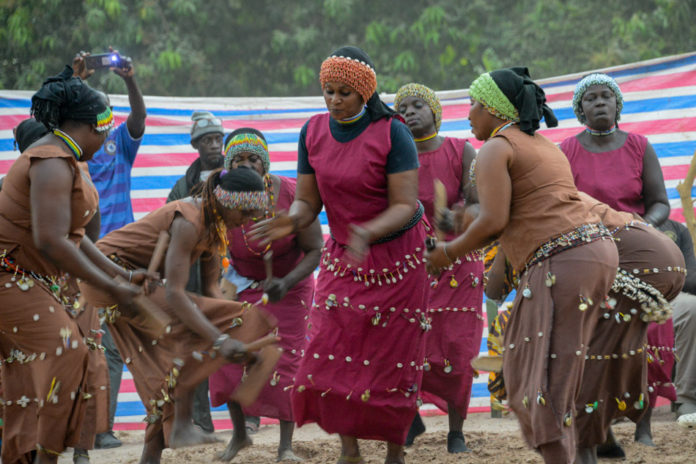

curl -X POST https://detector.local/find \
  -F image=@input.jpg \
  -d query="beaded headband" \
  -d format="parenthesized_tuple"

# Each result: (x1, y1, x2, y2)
(394, 83, 443, 131)
(572, 73, 624, 124)
(469, 73, 520, 122)
(214, 185, 267, 211)
(223, 133, 270, 173)
(95, 107, 114, 133)
(320, 56, 377, 104)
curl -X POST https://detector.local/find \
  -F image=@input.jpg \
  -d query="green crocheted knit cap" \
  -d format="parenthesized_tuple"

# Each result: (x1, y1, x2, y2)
(469, 73, 519, 122)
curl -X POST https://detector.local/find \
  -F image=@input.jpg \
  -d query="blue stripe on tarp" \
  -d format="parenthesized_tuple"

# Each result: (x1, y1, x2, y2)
(653, 141, 696, 158)
(4, 92, 695, 151)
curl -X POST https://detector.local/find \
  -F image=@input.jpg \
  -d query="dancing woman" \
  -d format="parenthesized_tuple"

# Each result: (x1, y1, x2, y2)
(209, 128, 323, 462)
(0, 67, 139, 464)
(79, 168, 277, 464)
(251, 46, 430, 464)
(394, 83, 483, 453)
(560, 73, 673, 447)
(426, 67, 619, 463)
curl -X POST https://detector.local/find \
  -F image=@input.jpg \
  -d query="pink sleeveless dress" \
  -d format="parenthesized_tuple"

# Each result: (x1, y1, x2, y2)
(562, 132, 676, 405)
(292, 113, 430, 443)
(208, 176, 314, 421)
(417, 137, 484, 418)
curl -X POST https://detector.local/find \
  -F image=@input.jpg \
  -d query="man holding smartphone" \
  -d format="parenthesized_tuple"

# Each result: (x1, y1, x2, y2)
(72, 48, 146, 451)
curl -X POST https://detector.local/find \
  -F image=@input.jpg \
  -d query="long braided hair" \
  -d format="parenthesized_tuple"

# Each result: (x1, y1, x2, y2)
(195, 166, 265, 247)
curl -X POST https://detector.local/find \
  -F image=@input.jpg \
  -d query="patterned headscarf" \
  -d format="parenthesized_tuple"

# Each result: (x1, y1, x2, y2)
(394, 83, 443, 132)
(572, 73, 624, 124)
(223, 129, 270, 174)
(470, 67, 558, 135)
(31, 66, 114, 132)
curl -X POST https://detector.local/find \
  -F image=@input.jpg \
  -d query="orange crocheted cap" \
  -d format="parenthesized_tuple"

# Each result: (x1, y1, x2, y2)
(319, 56, 377, 104)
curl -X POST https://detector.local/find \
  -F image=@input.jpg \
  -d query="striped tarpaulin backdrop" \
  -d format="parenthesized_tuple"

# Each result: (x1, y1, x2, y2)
(1, 51, 694, 429)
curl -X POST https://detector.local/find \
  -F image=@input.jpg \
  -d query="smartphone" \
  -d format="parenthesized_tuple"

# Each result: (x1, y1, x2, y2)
(84, 53, 131, 70)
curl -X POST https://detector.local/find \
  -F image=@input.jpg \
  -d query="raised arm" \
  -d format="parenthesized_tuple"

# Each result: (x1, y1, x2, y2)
(426, 137, 513, 272)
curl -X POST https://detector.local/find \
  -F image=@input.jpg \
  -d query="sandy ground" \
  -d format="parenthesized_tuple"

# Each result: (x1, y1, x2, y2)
(60, 405, 695, 463)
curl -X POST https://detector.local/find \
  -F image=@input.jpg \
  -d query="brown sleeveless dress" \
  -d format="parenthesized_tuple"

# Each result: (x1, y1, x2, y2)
(0, 145, 102, 462)
(79, 199, 276, 446)
(575, 195, 685, 447)
(488, 127, 619, 463)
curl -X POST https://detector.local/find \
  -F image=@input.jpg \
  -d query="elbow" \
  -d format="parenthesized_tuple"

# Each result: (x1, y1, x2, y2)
(34, 233, 62, 259)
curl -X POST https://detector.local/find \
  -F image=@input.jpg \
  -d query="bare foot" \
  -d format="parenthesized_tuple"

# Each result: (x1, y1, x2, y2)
(169, 423, 220, 449)
(277, 448, 303, 462)
(218, 436, 253, 461)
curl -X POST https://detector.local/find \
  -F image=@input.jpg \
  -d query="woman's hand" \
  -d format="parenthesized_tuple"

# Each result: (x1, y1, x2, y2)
(249, 211, 295, 245)
(108, 281, 141, 308)
(219, 337, 257, 364)
(425, 241, 453, 276)
(347, 224, 370, 265)
(263, 277, 289, 303)
(129, 269, 161, 295)
(435, 207, 455, 233)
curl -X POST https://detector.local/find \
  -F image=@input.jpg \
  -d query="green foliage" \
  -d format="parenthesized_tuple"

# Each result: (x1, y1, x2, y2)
(1, 0, 695, 96)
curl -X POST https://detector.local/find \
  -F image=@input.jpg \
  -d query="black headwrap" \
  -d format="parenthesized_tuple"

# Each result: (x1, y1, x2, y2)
(326, 46, 395, 121)
(14, 118, 49, 152)
(489, 67, 558, 135)
(30, 66, 109, 130)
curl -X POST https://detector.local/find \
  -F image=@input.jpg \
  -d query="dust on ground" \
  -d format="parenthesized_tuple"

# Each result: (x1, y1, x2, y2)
(60, 405, 696, 463)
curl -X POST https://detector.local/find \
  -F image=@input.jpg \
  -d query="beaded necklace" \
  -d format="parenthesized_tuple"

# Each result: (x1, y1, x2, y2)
(414, 133, 437, 143)
(241, 173, 276, 256)
(53, 129, 83, 160)
(336, 106, 366, 125)
(489, 121, 515, 139)
(585, 125, 617, 136)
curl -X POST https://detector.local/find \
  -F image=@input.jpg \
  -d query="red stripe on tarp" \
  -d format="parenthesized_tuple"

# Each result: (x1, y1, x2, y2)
(544, 70, 696, 103)
(132, 197, 166, 212)
(0, 115, 128, 131)
(131, 150, 300, 168)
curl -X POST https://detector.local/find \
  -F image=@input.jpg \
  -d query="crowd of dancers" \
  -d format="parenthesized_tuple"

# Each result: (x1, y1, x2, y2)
(0, 44, 694, 464)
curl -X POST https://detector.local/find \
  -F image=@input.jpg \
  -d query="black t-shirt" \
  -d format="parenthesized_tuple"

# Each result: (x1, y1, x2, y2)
(297, 112, 419, 175)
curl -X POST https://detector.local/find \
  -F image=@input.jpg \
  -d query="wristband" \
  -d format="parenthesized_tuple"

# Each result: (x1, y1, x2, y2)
(128, 270, 133, 283)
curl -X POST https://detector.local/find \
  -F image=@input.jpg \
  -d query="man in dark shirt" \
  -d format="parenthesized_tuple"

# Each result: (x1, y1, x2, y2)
(659, 219, 696, 427)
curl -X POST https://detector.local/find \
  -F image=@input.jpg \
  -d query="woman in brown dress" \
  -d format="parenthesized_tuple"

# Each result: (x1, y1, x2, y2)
(426, 67, 619, 464)
(574, 195, 685, 463)
(0, 67, 141, 464)
(79, 167, 277, 464)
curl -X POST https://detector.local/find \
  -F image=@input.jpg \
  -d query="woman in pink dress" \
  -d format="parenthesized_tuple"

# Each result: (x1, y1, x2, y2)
(208, 128, 323, 462)
(394, 83, 483, 453)
(560, 73, 672, 451)
(251, 46, 430, 464)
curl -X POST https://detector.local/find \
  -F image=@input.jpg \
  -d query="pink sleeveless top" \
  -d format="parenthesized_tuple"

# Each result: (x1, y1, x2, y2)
(560, 132, 648, 215)
(305, 113, 393, 245)
(417, 137, 468, 240)
(228, 176, 303, 280)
